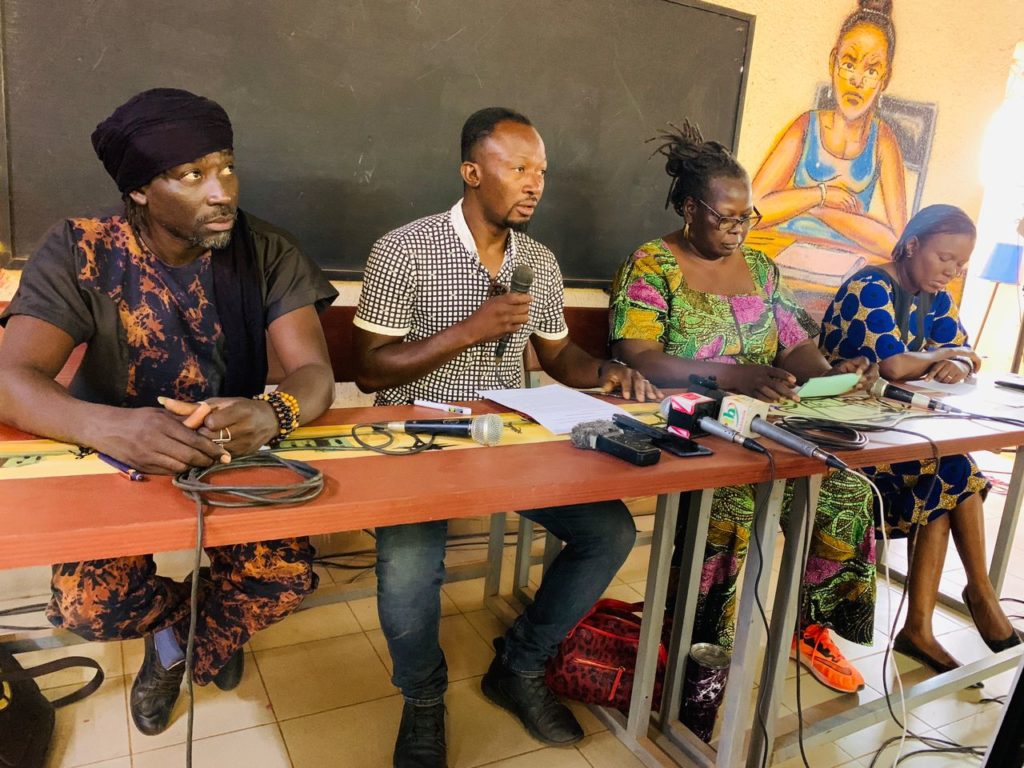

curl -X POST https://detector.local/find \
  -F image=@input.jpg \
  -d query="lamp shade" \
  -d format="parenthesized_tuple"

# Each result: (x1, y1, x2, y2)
(979, 242, 1024, 284)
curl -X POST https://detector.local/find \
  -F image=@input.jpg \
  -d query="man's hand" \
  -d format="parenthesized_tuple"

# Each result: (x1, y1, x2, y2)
(598, 362, 662, 402)
(461, 292, 531, 344)
(93, 407, 229, 475)
(160, 396, 279, 457)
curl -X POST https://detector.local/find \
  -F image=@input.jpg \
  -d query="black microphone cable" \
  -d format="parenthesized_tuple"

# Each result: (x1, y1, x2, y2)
(784, 419, 994, 767)
(172, 452, 324, 768)
(749, 449, 777, 768)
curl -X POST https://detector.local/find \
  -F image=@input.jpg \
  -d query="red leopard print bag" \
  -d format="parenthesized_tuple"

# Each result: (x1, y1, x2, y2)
(545, 599, 666, 713)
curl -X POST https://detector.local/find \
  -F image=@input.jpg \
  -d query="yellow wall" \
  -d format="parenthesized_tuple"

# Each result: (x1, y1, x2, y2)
(726, 0, 1021, 223)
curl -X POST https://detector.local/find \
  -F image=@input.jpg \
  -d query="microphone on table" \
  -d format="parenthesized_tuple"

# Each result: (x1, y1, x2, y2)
(717, 394, 848, 470)
(870, 378, 962, 413)
(659, 377, 766, 455)
(377, 415, 504, 446)
(494, 263, 534, 361)
(570, 421, 661, 466)
(659, 396, 768, 455)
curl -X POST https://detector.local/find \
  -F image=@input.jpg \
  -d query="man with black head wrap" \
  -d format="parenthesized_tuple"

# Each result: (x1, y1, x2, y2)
(0, 88, 338, 736)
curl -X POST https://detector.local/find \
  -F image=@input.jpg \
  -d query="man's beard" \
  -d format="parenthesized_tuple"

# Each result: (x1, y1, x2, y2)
(504, 218, 531, 234)
(186, 209, 237, 250)
(188, 230, 233, 250)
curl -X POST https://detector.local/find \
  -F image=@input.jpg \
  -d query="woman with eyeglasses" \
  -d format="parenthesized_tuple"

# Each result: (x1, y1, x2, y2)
(752, 0, 906, 260)
(609, 120, 879, 695)
(820, 204, 1022, 674)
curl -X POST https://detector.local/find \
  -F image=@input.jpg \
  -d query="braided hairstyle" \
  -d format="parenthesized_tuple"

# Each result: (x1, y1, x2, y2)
(892, 204, 975, 262)
(836, 0, 896, 66)
(652, 119, 746, 218)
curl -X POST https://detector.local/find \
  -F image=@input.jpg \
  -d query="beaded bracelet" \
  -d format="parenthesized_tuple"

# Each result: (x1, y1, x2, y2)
(254, 390, 300, 446)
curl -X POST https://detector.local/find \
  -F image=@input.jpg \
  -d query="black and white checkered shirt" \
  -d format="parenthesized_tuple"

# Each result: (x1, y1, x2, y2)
(355, 200, 568, 405)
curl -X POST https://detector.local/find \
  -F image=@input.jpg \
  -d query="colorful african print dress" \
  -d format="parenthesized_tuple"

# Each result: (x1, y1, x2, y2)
(820, 267, 989, 536)
(610, 241, 876, 648)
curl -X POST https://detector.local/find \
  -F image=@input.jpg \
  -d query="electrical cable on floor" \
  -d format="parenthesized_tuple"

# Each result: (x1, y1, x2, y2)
(849, 468, 909, 767)
(749, 449, 777, 768)
(783, 417, 998, 765)
(172, 453, 324, 768)
(793, 470, 815, 768)
(0, 602, 51, 631)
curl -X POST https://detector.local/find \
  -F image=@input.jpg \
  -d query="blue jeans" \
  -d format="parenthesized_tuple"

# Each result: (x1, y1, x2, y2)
(375, 501, 636, 704)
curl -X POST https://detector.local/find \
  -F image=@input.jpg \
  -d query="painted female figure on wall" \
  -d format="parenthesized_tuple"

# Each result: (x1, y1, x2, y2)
(750, 0, 908, 320)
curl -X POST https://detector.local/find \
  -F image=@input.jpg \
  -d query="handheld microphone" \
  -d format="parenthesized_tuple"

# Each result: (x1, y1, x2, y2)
(378, 414, 503, 446)
(718, 394, 848, 470)
(659, 396, 767, 454)
(570, 421, 661, 466)
(870, 378, 962, 413)
(494, 263, 534, 361)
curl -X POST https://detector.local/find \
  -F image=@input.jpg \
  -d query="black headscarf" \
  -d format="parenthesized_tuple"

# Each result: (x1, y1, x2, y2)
(91, 88, 233, 192)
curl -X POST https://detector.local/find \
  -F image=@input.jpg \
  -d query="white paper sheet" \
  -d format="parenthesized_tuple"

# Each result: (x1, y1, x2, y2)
(476, 384, 628, 434)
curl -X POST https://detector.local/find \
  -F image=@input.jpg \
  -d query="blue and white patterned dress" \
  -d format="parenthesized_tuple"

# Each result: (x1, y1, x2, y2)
(820, 267, 989, 536)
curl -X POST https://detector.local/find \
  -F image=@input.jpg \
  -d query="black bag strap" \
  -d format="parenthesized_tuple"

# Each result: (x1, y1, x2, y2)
(0, 655, 104, 708)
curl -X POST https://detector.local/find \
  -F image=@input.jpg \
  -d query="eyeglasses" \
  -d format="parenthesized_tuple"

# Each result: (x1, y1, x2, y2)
(697, 199, 762, 232)
(835, 61, 883, 89)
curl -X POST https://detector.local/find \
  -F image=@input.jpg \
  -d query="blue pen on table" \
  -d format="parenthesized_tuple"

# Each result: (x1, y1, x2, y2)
(97, 452, 145, 481)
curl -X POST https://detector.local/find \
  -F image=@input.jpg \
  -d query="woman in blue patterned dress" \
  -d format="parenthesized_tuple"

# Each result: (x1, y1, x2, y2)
(820, 204, 1021, 674)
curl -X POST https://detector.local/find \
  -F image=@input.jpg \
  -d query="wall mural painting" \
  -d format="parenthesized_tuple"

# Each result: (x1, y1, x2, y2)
(747, 0, 936, 321)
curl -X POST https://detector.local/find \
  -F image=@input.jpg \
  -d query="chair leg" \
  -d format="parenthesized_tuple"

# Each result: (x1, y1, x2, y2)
(513, 515, 534, 605)
(974, 282, 1000, 348)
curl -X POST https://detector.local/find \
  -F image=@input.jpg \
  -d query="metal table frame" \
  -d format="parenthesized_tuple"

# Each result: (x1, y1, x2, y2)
(484, 445, 1024, 767)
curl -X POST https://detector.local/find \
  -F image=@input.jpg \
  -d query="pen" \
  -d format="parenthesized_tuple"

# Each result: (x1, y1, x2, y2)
(412, 399, 473, 416)
(97, 452, 145, 481)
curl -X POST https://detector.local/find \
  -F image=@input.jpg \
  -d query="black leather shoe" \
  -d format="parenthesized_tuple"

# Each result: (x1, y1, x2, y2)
(963, 588, 1024, 652)
(480, 639, 583, 746)
(892, 630, 959, 674)
(212, 650, 244, 691)
(130, 633, 185, 735)
(393, 701, 447, 768)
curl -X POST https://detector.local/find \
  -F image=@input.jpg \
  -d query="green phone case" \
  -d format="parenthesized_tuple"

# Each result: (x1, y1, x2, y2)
(796, 373, 861, 398)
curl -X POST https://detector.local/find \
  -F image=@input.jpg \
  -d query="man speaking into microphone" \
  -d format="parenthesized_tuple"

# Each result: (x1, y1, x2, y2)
(352, 107, 659, 767)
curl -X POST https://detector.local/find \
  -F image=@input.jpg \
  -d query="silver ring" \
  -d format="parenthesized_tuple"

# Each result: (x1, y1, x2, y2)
(213, 427, 232, 444)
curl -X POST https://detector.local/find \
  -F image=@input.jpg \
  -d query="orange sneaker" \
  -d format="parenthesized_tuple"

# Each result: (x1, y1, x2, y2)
(790, 624, 865, 694)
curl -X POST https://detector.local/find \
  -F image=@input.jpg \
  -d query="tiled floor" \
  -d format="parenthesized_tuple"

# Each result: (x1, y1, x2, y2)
(6, 453, 1024, 767)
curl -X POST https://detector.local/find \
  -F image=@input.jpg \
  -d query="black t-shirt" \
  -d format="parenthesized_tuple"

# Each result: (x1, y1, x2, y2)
(1, 213, 337, 406)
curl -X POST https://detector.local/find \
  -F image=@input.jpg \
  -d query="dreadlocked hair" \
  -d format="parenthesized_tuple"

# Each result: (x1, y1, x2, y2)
(650, 119, 746, 217)
(123, 194, 145, 232)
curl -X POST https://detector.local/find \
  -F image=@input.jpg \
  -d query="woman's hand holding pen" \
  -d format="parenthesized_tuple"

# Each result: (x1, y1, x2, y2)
(91, 406, 228, 475)
(159, 396, 279, 457)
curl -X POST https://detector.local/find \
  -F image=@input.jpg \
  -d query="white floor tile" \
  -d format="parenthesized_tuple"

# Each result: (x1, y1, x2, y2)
(575, 731, 647, 768)
(132, 724, 291, 768)
(44, 674, 129, 768)
(479, 747, 591, 767)
(247, 601, 362, 651)
(280, 693, 404, 768)
(19, 640, 123, 691)
(444, 578, 488, 613)
(771, 740, 859, 768)
(256, 632, 395, 720)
